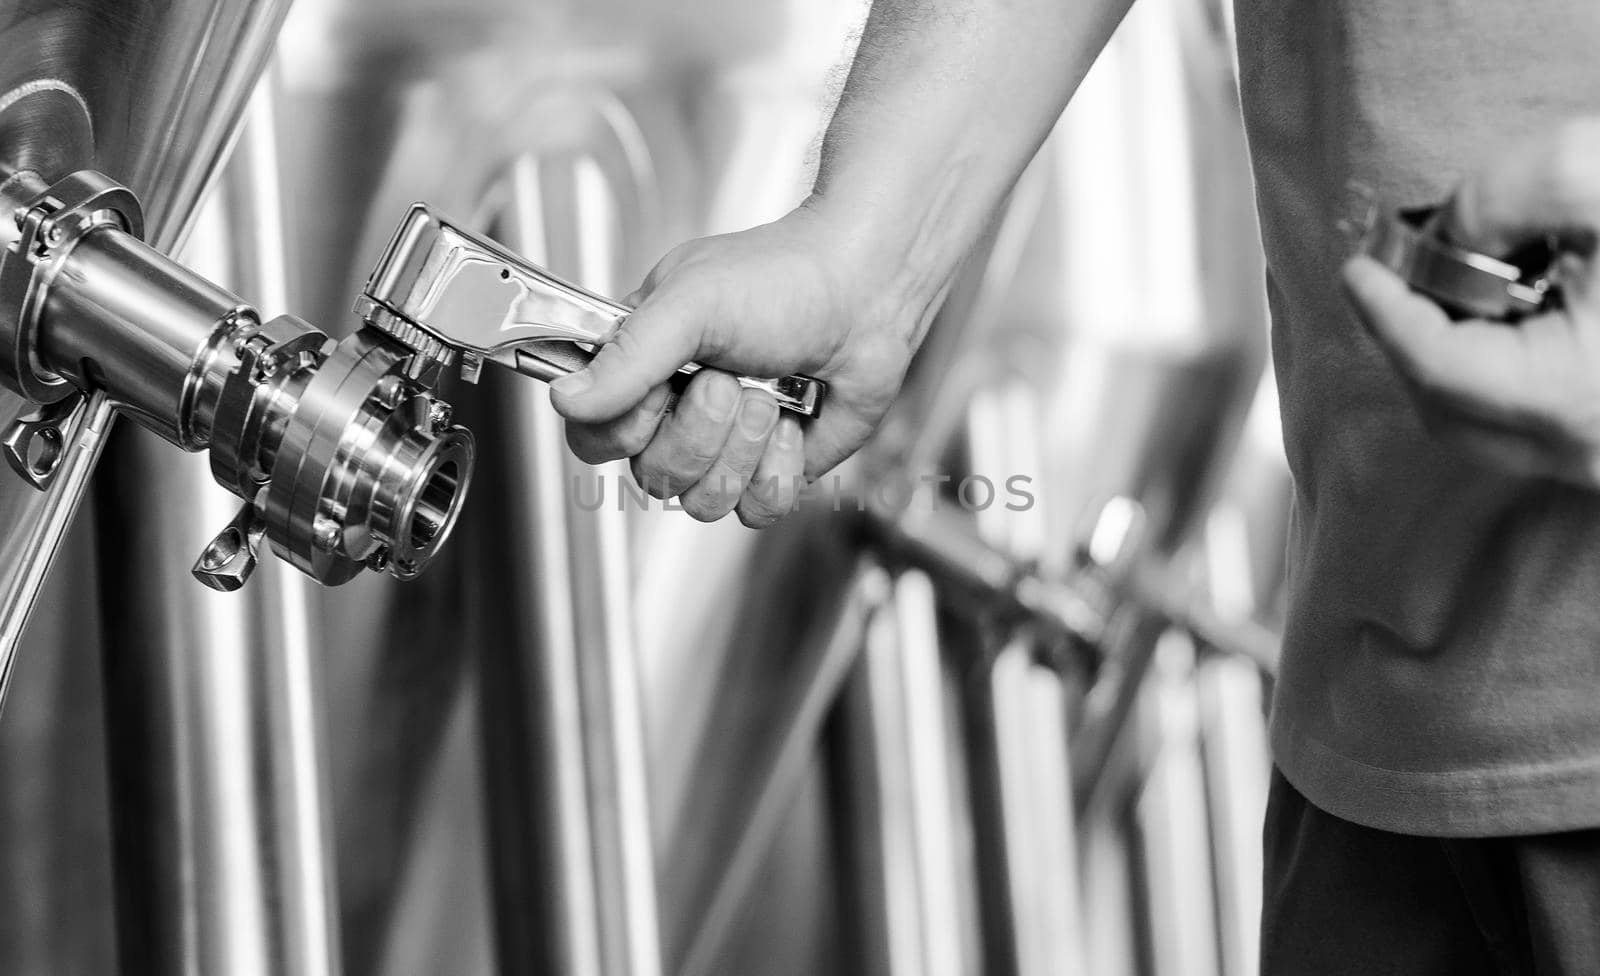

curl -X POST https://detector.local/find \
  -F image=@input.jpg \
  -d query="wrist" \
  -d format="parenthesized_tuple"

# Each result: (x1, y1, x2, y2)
(797, 181, 971, 351)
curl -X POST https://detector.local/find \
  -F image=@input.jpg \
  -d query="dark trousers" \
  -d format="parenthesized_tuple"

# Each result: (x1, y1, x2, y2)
(1260, 769, 1600, 976)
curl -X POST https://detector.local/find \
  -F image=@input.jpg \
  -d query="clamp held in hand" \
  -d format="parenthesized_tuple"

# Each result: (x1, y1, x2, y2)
(357, 204, 827, 417)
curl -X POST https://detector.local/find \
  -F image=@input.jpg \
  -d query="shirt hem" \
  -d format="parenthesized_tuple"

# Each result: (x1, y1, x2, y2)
(1271, 710, 1600, 837)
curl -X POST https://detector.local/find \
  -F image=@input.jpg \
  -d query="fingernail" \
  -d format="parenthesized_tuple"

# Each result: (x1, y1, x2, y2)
(551, 369, 593, 398)
(702, 378, 739, 421)
(737, 397, 779, 438)
(775, 418, 801, 448)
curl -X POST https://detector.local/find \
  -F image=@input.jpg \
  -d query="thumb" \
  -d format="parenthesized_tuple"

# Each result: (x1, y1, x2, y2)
(549, 293, 703, 424)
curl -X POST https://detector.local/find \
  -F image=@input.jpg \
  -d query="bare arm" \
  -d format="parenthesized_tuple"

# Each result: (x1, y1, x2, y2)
(814, 0, 1135, 344)
(552, 0, 1134, 525)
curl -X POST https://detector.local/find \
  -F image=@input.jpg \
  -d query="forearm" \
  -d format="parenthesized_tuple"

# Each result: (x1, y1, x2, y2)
(811, 0, 1134, 339)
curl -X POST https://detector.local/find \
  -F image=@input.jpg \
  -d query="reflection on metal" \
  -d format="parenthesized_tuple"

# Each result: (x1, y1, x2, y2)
(94, 87, 341, 976)
(0, 158, 477, 598)
(960, 381, 1088, 976)
(472, 148, 661, 976)
(674, 562, 882, 976)
(0, 0, 295, 685)
(838, 569, 971, 976)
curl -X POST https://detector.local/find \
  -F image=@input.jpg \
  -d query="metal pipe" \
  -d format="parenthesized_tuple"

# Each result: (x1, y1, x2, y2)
(41, 226, 241, 444)
(835, 569, 972, 976)
(94, 87, 342, 976)
(674, 562, 884, 976)
(473, 150, 662, 976)
(0, 0, 296, 696)
(958, 381, 1090, 976)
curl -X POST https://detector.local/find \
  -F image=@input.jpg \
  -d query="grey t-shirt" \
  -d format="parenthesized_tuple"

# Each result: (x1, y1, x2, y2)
(1233, 0, 1600, 836)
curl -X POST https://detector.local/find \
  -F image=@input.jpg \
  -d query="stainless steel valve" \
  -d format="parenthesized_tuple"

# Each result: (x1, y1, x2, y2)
(0, 168, 474, 590)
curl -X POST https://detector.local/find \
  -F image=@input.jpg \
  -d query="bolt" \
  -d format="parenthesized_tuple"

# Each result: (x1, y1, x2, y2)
(426, 399, 453, 433)
(255, 352, 284, 382)
(312, 516, 342, 552)
(365, 546, 391, 573)
(370, 375, 405, 412)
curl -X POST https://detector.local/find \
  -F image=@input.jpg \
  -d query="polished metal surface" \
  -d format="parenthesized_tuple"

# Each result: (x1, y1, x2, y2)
(836, 568, 972, 976)
(470, 148, 663, 976)
(1360, 204, 1551, 321)
(963, 381, 1090, 976)
(0, 0, 294, 682)
(360, 202, 825, 415)
(94, 89, 342, 976)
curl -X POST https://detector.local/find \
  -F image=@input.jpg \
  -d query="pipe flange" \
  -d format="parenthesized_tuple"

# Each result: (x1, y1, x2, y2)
(0, 170, 144, 402)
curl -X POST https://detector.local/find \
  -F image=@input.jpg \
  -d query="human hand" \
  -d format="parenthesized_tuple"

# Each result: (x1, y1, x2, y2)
(550, 200, 924, 526)
(1344, 119, 1600, 487)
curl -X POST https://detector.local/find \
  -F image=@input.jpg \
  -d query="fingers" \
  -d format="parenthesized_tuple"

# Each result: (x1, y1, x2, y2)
(1439, 118, 1600, 256)
(630, 370, 742, 499)
(563, 383, 672, 463)
(550, 286, 709, 425)
(1344, 255, 1537, 421)
(738, 418, 805, 528)
(680, 390, 781, 522)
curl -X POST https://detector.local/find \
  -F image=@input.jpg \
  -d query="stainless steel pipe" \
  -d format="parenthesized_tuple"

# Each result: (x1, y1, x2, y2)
(94, 89, 342, 976)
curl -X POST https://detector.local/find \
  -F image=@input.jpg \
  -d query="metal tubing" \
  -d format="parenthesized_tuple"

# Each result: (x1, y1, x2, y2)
(836, 569, 971, 976)
(958, 382, 1089, 976)
(473, 152, 662, 976)
(1196, 655, 1269, 976)
(93, 88, 341, 976)
(0, 0, 295, 703)
(41, 229, 239, 443)
(675, 562, 884, 976)
(1133, 633, 1221, 976)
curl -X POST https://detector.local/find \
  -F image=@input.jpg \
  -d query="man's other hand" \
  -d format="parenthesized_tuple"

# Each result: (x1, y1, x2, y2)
(549, 201, 920, 527)
(1345, 118, 1600, 488)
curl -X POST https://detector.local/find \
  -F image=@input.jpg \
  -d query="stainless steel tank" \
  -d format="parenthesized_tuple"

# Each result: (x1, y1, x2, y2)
(0, 2, 305, 972)
(0, 0, 292, 663)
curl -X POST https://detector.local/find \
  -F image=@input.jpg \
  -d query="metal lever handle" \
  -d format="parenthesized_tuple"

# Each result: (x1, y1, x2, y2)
(358, 204, 826, 417)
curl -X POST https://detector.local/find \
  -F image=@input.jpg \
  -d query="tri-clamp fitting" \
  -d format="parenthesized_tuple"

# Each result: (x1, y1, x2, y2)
(0, 168, 474, 590)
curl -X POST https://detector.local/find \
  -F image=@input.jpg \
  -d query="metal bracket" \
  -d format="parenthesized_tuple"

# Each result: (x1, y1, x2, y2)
(192, 495, 268, 592)
(2, 393, 86, 490)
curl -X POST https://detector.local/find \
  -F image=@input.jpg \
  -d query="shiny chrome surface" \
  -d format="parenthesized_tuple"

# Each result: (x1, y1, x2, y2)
(1360, 204, 1551, 320)
(93, 90, 342, 976)
(836, 568, 972, 976)
(470, 148, 662, 976)
(0, 0, 294, 685)
(360, 202, 825, 415)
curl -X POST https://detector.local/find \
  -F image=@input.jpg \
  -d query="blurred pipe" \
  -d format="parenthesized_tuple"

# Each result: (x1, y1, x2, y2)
(473, 152, 662, 976)
(1197, 655, 1269, 976)
(675, 562, 885, 976)
(94, 83, 341, 976)
(958, 382, 1088, 976)
(1134, 633, 1220, 976)
(836, 569, 970, 976)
